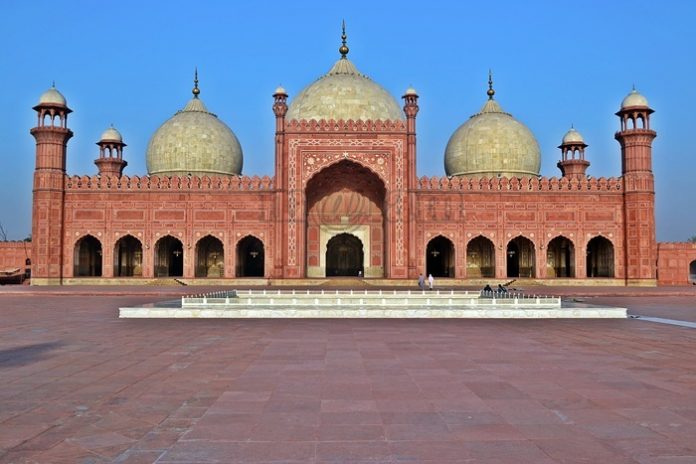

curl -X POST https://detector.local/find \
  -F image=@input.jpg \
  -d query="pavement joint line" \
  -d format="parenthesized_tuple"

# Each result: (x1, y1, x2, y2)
(633, 316, 696, 329)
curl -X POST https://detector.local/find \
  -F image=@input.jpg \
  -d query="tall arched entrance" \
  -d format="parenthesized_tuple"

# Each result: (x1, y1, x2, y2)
(154, 236, 184, 277)
(586, 236, 614, 277)
(236, 236, 264, 277)
(466, 236, 495, 278)
(325, 233, 364, 277)
(426, 235, 455, 277)
(507, 236, 535, 278)
(195, 236, 224, 278)
(690, 260, 696, 283)
(305, 160, 385, 278)
(74, 235, 102, 277)
(547, 236, 575, 278)
(114, 235, 142, 277)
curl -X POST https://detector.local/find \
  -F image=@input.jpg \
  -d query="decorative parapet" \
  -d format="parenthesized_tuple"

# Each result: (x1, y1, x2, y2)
(657, 242, 696, 250)
(415, 175, 624, 192)
(285, 119, 407, 133)
(65, 174, 275, 192)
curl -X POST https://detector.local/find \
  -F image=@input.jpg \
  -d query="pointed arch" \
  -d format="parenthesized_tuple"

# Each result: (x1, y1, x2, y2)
(507, 236, 536, 278)
(195, 235, 224, 278)
(546, 236, 575, 278)
(466, 235, 495, 278)
(586, 236, 615, 277)
(325, 233, 364, 277)
(426, 235, 455, 277)
(236, 235, 264, 277)
(113, 235, 142, 277)
(74, 234, 102, 277)
(154, 235, 184, 277)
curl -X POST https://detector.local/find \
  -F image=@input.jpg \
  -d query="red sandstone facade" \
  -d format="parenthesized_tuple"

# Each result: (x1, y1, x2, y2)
(14, 81, 694, 286)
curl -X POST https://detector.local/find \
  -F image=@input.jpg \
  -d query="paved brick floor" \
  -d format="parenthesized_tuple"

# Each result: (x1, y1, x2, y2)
(0, 291, 695, 463)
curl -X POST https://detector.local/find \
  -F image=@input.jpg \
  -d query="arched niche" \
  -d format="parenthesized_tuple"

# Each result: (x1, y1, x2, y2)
(586, 236, 615, 278)
(547, 236, 575, 278)
(466, 235, 495, 278)
(114, 235, 142, 277)
(236, 236, 264, 277)
(507, 236, 535, 278)
(195, 235, 224, 278)
(154, 235, 184, 277)
(74, 235, 102, 277)
(426, 235, 455, 278)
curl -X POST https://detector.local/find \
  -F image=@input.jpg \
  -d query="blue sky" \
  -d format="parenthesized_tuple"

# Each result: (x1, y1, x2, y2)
(1, 0, 694, 241)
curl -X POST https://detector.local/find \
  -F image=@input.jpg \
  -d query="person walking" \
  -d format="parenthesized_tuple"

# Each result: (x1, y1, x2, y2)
(428, 273, 434, 290)
(417, 273, 425, 289)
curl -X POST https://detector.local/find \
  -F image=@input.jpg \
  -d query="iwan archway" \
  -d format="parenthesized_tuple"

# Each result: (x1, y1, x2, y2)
(305, 160, 386, 278)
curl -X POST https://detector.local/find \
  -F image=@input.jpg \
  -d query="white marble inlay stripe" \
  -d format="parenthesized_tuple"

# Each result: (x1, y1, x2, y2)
(634, 316, 696, 329)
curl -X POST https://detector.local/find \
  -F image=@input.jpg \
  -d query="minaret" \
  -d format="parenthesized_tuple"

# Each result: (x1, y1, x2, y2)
(30, 84, 73, 284)
(95, 125, 127, 177)
(557, 126, 590, 178)
(272, 84, 288, 276)
(614, 87, 657, 284)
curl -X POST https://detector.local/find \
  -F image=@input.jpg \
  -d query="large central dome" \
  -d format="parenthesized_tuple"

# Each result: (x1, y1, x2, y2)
(147, 75, 243, 177)
(445, 76, 541, 178)
(286, 30, 404, 122)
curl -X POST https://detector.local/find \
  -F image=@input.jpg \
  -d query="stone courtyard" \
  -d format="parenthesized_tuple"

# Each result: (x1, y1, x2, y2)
(1, 286, 696, 463)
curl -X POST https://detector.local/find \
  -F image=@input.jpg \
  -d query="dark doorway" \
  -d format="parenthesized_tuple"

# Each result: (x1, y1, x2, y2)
(114, 235, 142, 277)
(196, 236, 224, 278)
(466, 236, 495, 278)
(154, 236, 184, 277)
(547, 236, 575, 278)
(236, 236, 264, 277)
(507, 236, 535, 278)
(426, 235, 455, 277)
(690, 260, 696, 283)
(326, 233, 364, 277)
(586, 236, 614, 277)
(74, 235, 102, 277)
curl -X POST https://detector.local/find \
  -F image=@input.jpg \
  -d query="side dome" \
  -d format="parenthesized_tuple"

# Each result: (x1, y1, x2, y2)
(38, 85, 67, 106)
(445, 78, 541, 178)
(286, 31, 403, 122)
(146, 81, 242, 177)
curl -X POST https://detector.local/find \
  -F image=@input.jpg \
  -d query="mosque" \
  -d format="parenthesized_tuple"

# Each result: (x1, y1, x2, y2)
(9, 28, 696, 285)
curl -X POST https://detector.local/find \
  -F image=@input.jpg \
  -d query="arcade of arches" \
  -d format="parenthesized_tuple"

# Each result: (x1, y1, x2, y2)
(69, 232, 618, 280)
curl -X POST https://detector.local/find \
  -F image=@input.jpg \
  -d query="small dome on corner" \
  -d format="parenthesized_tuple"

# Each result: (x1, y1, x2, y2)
(38, 86, 67, 106)
(404, 86, 417, 96)
(621, 88, 649, 109)
(274, 86, 287, 95)
(100, 126, 123, 142)
(561, 127, 584, 144)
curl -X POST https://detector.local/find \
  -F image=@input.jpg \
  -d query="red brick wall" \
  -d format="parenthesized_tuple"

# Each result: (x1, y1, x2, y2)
(60, 175, 276, 279)
(0, 242, 31, 272)
(657, 242, 696, 285)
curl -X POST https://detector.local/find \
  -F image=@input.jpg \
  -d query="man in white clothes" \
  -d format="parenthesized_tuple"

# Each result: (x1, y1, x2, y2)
(428, 273, 434, 290)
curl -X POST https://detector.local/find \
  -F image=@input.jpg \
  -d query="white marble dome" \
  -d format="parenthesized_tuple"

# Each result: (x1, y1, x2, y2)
(445, 96, 541, 178)
(286, 57, 404, 122)
(146, 95, 243, 177)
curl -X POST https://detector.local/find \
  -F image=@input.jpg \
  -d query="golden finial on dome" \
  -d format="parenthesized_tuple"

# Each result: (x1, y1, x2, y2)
(192, 67, 200, 98)
(487, 69, 495, 100)
(339, 20, 349, 58)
